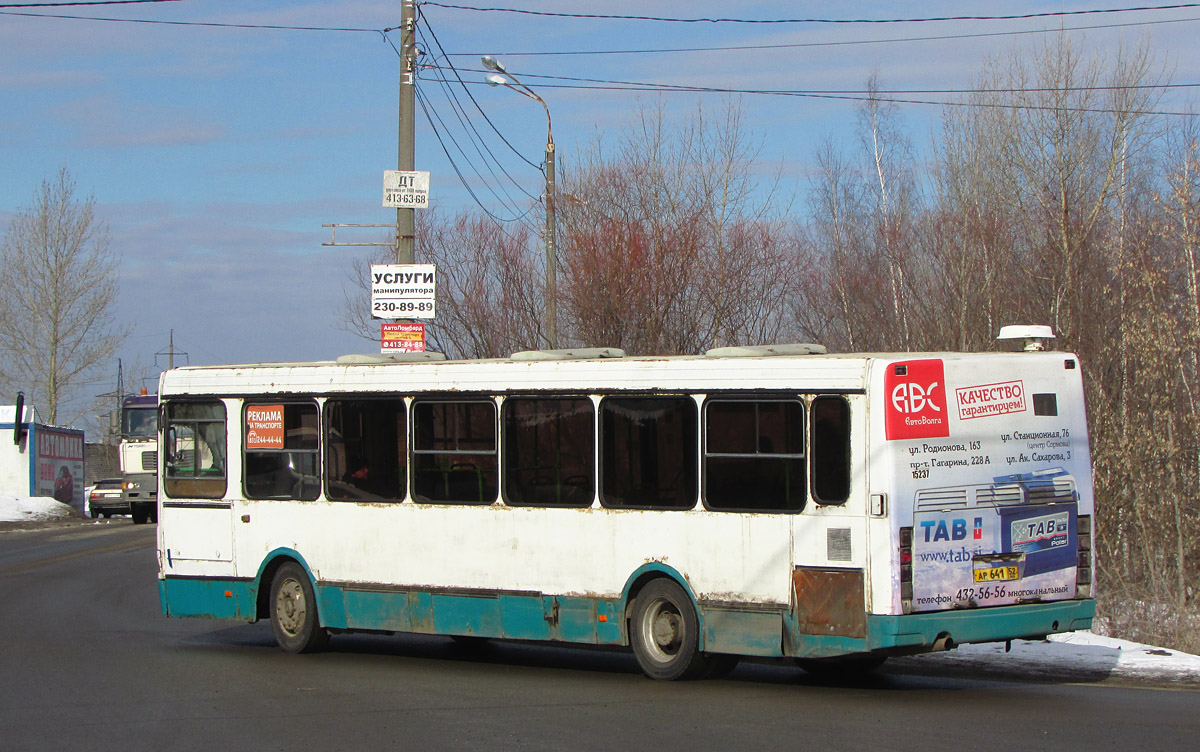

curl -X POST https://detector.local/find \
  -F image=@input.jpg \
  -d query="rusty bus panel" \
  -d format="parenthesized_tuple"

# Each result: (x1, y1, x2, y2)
(792, 567, 866, 638)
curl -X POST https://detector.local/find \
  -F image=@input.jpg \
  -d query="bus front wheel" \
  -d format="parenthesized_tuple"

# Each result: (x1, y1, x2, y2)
(269, 562, 329, 654)
(630, 579, 711, 680)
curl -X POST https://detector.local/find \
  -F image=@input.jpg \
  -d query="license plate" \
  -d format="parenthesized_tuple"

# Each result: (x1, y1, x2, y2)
(974, 565, 1019, 583)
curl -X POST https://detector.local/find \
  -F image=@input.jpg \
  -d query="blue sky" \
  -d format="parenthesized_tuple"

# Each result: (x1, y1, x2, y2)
(2, 1, 1198, 419)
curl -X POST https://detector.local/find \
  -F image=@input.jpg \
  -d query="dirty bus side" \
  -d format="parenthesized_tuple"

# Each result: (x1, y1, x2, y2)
(156, 347, 1094, 681)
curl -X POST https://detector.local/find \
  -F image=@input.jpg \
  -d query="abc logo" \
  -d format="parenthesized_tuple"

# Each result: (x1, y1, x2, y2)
(885, 360, 950, 440)
(891, 381, 942, 414)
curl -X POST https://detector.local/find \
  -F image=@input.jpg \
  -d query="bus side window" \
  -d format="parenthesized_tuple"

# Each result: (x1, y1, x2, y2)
(600, 397, 696, 510)
(244, 402, 320, 501)
(811, 396, 850, 505)
(325, 398, 407, 502)
(163, 400, 227, 499)
(412, 400, 498, 504)
(704, 399, 805, 512)
(503, 397, 595, 507)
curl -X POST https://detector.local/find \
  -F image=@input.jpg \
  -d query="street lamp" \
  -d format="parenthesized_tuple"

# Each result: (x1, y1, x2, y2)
(483, 55, 558, 350)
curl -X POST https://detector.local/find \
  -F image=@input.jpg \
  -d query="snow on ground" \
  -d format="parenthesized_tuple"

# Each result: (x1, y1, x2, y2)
(0, 494, 78, 522)
(2, 495, 1199, 686)
(894, 630, 1200, 685)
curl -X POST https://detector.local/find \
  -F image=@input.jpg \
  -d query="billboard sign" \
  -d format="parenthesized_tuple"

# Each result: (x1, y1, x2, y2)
(370, 264, 436, 319)
(34, 426, 84, 507)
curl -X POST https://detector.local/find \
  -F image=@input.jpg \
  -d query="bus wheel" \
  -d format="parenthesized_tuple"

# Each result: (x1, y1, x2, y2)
(795, 654, 886, 678)
(630, 579, 711, 680)
(131, 507, 149, 524)
(269, 562, 329, 654)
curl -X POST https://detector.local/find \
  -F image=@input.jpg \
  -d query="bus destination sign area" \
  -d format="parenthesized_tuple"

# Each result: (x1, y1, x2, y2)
(370, 263, 436, 319)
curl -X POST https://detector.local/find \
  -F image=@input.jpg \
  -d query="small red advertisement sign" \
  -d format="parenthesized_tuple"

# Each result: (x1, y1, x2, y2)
(246, 405, 285, 449)
(381, 322, 426, 354)
(884, 359, 950, 440)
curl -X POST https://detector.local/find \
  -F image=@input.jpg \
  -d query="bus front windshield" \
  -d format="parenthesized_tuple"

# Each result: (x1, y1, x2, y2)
(123, 407, 158, 439)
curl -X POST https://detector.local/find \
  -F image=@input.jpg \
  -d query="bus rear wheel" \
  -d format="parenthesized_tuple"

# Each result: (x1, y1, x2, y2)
(269, 562, 329, 654)
(630, 579, 712, 680)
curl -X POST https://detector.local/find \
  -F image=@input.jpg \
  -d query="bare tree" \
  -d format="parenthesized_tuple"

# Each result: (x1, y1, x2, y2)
(0, 169, 126, 425)
(559, 99, 795, 355)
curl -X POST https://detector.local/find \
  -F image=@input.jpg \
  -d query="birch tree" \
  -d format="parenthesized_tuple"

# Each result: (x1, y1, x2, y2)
(0, 169, 126, 424)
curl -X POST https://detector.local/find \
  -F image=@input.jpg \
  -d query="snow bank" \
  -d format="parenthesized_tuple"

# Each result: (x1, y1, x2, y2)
(0, 495, 77, 523)
(892, 630, 1200, 684)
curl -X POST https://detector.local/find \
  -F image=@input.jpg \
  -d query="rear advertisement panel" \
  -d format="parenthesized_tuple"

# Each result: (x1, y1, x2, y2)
(881, 356, 1090, 612)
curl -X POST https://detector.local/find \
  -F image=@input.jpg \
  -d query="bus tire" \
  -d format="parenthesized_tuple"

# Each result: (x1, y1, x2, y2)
(269, 562, 329, 654)
(630, 578, 711, 680)
(131, 506, 149, 524)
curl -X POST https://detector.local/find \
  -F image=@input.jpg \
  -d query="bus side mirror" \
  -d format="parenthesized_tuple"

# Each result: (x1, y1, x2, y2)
(12, 391, 26, 447)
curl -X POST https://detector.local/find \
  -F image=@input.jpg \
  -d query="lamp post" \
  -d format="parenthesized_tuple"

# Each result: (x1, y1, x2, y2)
(483, 56, 557, 350)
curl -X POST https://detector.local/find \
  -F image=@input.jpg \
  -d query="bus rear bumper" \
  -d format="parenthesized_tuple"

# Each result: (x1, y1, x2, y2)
(791, 599, 1096, 658)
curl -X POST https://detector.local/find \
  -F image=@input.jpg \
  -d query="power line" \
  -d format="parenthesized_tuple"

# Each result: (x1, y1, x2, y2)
(416, 28, 545, 230)
(449, 14, 1200, 59)
(420, 55, 541, 216)
(420, 2, 1200, 25)
(427, 69, 1196, 118)
(415, 86, 541, 227)
(442, 67, 1200, 97)
(0, 1, 178, 6)
(0, 8, 384, 32)
(416, 17, 541, 171)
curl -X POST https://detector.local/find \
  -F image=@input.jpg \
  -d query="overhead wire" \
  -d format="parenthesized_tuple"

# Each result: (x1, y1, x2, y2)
(420, 44, 539, 214)
(415, 85, 541, 229)
(418, 2, 1200, 25)
(0, 7, 385, 32)
(416, 46, 547, 234)
(411, 10, 555, 236)
(455, 67, 1200, 97)
(417, 15, 542, 171)
(419, 64, 1200, 118)
(447, 14, 1200, 58)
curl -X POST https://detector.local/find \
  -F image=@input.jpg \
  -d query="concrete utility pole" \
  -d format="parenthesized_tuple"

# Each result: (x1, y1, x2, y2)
(396, 0, 417, 265)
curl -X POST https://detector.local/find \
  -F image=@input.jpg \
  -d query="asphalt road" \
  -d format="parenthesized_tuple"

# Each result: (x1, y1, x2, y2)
(2, 521, 1199, 751)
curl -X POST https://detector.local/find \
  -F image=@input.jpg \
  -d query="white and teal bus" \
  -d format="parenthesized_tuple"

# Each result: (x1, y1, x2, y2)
(157, 332, 1094, 679)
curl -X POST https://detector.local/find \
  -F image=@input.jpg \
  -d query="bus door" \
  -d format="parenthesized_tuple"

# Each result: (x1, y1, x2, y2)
(159, 400, 236, 568)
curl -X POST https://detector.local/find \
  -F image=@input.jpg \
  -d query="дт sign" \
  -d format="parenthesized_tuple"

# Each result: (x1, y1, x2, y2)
(383, 170, 430, 209)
